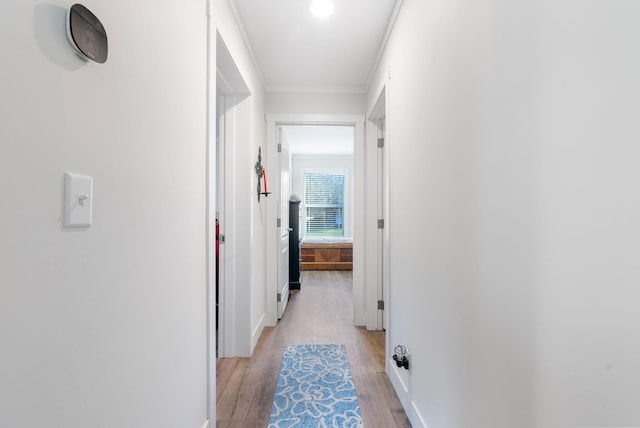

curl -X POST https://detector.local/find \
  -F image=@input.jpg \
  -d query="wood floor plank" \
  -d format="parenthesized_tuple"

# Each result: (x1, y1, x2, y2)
(216, 270, 412, 427)
(377, 374, 414, 428)
(216, 358, 250, 422)
(216, 358, 240, 401)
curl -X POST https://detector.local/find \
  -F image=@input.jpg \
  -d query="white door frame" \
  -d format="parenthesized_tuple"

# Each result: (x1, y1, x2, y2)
(205, 4, 216, 424)
(205, 17, 252, 425)
(366, 85, 392, 375)
(277, 128, 291, 319)
(265, 114, 366, 327)
(211, 29, 251, 360)
(215, 94, 234, 359)
(365, 88, 389, 332)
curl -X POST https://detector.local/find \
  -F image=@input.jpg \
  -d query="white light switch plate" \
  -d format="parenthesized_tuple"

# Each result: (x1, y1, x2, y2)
(64, 172, 93, 227)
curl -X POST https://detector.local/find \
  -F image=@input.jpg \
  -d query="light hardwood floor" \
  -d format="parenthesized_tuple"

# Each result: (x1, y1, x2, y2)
(216, 270, 412, 427)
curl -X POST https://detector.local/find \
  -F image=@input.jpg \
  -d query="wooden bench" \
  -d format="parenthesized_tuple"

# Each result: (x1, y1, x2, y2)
(301, 242, 352, 270)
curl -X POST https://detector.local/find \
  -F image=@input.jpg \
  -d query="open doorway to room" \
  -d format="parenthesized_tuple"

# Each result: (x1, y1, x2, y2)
(366, 87, 390, 360)
(211, 32, 250, 356)
(265, 115, 367, 328)
(271, 123, 356, 322)
(284, 124, 355, 277)
(208, 27, 252, 427)
(284, 125, 355, 321)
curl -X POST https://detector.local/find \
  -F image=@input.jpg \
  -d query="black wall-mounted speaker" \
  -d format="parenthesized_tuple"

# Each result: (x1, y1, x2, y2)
(66, 4, 108, 63)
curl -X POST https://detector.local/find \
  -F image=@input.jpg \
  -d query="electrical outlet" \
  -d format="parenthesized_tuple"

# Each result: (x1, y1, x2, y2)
(392, 344, 411, 370)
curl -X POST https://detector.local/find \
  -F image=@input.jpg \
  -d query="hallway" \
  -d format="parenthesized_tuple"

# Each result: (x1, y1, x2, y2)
(216, 271, 411, 427)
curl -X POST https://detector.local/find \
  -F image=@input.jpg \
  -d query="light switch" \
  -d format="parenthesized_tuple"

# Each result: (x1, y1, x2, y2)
(64, 172, 93, 227)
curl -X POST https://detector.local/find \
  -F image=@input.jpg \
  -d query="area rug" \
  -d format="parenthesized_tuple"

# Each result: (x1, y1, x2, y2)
(268, 344, 364, 428)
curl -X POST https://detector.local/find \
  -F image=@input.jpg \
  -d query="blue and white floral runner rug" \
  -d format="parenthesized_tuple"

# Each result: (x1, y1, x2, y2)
(268, 344, 364, 428)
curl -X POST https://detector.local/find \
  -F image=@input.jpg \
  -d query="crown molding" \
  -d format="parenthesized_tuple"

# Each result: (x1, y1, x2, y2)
(227, 0, 267, 91)
(365, 0, 405, 91)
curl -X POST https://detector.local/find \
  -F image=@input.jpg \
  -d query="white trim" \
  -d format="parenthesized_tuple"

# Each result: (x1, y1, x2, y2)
(216, 34, 250, 95)
(365, 85, 388, 332)
(265, 121, 279, 326)
(227, 0, 267, 90)
(215, 34, 252, 358)
(365, 0, 405, 92)
(265, 114, 366, 327)
(382, 80, 391, 334)
(205, 7, 216, 425)
(364, 123, 380, 330)
(201, 420, 210, 428)
(388, 359, 429, 428)
(251, 313, 265, 352)
(221, 99, 235, 357)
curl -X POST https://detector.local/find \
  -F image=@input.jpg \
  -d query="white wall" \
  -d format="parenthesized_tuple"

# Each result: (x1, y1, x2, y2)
(0, 1, 207, 427)
(291, 155, 355, 239)
(368, 0, 640, 427)
(266, 92, 365, 115)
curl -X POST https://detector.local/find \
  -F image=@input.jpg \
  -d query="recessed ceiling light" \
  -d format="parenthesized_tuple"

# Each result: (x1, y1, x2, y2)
(309, 0, 335, 18)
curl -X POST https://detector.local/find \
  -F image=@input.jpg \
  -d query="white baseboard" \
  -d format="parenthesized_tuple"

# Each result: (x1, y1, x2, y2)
(251, 313, 266, 354)
(387, 358, 429, 428)
(201, 419, 210, 428)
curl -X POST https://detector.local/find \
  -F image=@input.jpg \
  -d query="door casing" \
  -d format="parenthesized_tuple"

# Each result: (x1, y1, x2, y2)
(366, 88, 389, 332)
(277, 128, 291, 319)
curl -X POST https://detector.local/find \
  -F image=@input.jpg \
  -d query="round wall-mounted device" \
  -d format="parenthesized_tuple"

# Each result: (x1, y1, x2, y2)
(66, 4, 108, 63)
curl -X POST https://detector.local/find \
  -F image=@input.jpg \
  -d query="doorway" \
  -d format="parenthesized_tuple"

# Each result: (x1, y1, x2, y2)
(284, 124, 355, 314)
(365, 87, 390, 371)
(213, 33, 250, 358)
(265, 115, 366, 327)
(207, 26, 252, 428)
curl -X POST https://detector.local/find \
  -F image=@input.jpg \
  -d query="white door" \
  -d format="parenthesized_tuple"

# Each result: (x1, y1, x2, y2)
(277, 128, 291, 319)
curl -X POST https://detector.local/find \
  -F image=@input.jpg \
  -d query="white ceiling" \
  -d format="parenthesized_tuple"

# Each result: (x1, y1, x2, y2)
(282, 125, 354, 155)
(230, 0, 401, 93)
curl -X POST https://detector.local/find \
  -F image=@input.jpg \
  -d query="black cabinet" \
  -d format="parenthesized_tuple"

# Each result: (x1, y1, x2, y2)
(289, 197, 302, 290)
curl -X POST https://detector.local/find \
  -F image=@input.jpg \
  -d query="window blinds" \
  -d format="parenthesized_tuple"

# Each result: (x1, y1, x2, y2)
(303, 172, 345, 236)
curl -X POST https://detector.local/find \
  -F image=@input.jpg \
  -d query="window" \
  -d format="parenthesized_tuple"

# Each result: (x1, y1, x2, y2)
(304, 172, 345, 236)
